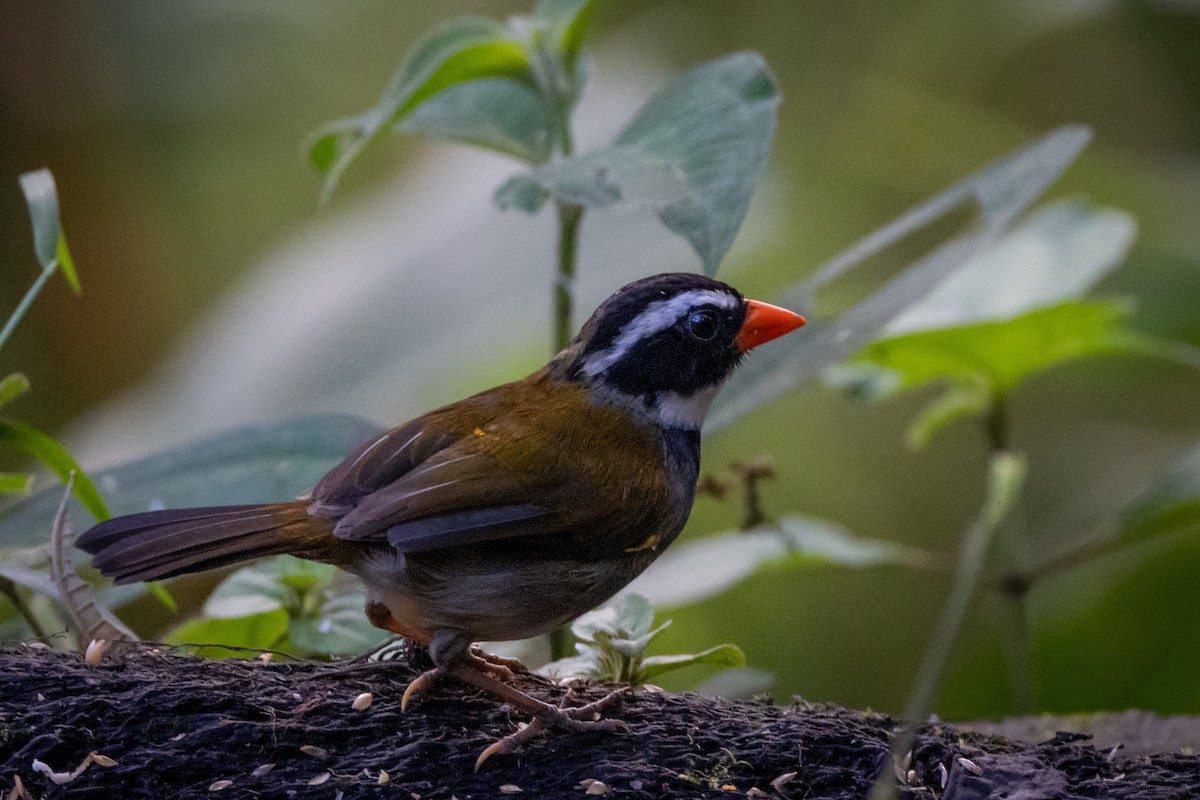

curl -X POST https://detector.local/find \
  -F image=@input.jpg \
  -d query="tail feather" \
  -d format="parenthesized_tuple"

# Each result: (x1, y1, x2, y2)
(76, 501, 326, 583)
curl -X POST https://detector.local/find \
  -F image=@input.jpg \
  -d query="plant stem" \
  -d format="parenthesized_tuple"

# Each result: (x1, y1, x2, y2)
(870, 454, 1026, 800)
(984, 399, 1036, 713)
(0, 578, 48, 640)
(553, 201, 583, 352)
(0, 262, 57, 353)
(540, 39, 586, 661)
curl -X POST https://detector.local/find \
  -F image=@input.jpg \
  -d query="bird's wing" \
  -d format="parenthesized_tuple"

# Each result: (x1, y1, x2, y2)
(310, 416, 462, 511)
(328, 439, 565, 552)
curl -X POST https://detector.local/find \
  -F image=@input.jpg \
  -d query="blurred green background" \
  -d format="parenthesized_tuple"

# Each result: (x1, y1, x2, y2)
(4, 1, 1200, 719)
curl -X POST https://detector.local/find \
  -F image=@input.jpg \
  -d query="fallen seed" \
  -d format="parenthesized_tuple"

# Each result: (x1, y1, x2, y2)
(84, 639, 107, 667)
(208, 780, 233, 792)
(499, 784, 522, 794)
(378, 769, 390, 786)
(300, 745, 328, 759)
(251, 763, 274, 778)
(90, 753, 117, 768)
(584, 781, 611, 795)
(352, 692, 373, 711)
(747, 789, 770, 798)
(258, 653, 273, 664)
(937, 762, 948, 788)
(770, 771, 797, 790)
(308, 772, 331, 786)
(957, 756, 982, 776)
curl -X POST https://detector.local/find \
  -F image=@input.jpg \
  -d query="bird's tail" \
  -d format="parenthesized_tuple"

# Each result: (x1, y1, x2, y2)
(76, 501, 335, 584)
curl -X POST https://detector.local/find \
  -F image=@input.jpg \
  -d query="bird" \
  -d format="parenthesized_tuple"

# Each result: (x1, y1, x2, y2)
(77, 271, 806, 767)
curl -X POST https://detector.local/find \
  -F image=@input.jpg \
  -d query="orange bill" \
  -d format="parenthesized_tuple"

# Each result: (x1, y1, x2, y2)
(735, 299, 807, 352)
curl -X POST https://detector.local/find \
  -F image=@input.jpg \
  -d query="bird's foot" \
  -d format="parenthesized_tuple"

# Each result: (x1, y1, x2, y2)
(474, 687, 628, 771)
(400, 667, 442, 711)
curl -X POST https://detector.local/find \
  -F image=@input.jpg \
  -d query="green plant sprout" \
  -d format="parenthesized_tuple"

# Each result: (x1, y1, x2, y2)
(166, 556, 385, 658)
(538, 593, 743, 688)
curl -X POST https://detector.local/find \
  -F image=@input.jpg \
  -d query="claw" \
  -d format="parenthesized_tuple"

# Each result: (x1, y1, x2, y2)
(474, 722, 540, 772)
(401, 668, 439, 712)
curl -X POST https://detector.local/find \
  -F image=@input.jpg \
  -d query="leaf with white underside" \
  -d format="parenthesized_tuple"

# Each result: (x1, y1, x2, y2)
(706, 125, 1093, 433)
(625, 516, 943, 609)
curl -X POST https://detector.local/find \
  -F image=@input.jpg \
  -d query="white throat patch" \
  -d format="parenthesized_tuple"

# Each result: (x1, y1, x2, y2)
(581, 288, 739, 378)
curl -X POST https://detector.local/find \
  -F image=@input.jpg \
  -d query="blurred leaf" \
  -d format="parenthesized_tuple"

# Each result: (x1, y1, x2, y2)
(837, 300, 1176, 444)
(48, 478, 136, 647)
(856, 300, 1141, 396)
(203, 564, 292, 619)
(0, 417, 110, 523)
(533, 0, 599, 66)
(166, 608, 290, 657)
(18, 168, 79, 293)
(0, 414, 382, 547)
(289, 584, 388, 657)
(399, 79, 551, 163)
(0, 548, 59, 602)
(886, 200, 1136, 335)
(693, 666, 774, 699)
(904, 380, 990, 449)
(499, 52, 780, 275)
(626, 516, 943, 609)
(310, 16, 536, 204)
(639, 643, 745, 682)
(0, 374, 31, 411)
(199, 556, 382, 657)
(707, 126, 1093, 433)
(1116, 444, 1200, 549)
(0, 473, 32, 495)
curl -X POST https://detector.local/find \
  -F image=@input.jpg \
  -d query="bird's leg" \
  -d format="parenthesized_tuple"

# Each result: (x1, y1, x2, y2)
(399, 628, 628, 769)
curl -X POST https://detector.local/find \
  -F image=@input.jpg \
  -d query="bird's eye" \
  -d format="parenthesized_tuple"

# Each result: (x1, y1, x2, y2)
(686, 309, 720, 341)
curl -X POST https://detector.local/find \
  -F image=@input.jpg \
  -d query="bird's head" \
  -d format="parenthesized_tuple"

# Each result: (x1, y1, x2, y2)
(549, 273, 806, 430)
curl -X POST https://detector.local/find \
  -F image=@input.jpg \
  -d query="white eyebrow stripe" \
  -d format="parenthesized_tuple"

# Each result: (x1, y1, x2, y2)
(582, 289, 739, 376)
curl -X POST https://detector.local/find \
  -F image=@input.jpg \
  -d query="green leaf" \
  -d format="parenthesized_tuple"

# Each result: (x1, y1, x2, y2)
(0, 414, 381, 547)
(533, 0, 599, 66)
(203, 564, 291, 619)
(1116, 445, 1200, 549)
(499, 52, 780, 275)
(166, 608, 290, 657)
(289, 584, 388, 657)
(626, 516, 943, 608)
(706, 126, 1093, 433)
(18, 169, 80, 293)
(310, 16, 536, 204)
(399, 79, 551, 163)
(0, 374, 31, 411)
(0, 417, 110, 522)
(904, 379, 990, 449)
(0, 473, 32, 495)
(638, 643, 746, 683)
(855, 300, 1149, 398)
